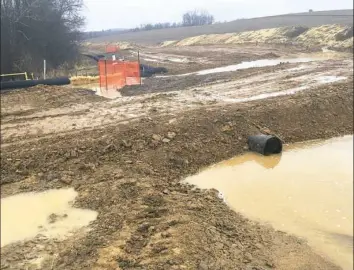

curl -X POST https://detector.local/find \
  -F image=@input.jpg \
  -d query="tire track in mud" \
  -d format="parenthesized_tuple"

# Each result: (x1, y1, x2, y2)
(2, 57, 351, 144)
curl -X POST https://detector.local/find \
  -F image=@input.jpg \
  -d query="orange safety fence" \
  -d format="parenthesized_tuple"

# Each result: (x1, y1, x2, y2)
(106, 45, 119, 53)
(124, 62, 141, 85)
(98, 60, 141, 90)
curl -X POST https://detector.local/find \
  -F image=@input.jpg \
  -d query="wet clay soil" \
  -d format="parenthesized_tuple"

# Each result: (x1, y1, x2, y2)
(1, 42, 353, 269)
(1, 79, 352, 270)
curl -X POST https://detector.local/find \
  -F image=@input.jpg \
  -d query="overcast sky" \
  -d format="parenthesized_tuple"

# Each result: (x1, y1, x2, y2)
(83, 0, 353, 31)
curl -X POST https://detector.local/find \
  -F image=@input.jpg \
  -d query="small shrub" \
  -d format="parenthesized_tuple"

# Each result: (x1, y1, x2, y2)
(284, 26, 309, 38)
(335, 26, 353, 41)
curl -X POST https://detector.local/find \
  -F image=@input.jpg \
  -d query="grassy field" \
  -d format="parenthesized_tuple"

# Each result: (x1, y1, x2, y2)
(88, 9, 353, 44)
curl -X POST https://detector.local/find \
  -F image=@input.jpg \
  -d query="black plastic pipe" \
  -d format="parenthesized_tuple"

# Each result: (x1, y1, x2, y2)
(247, 134, 283, 156)
(0, 77, 70, 91)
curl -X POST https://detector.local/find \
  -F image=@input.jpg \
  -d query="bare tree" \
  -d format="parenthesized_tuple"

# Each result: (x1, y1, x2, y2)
(1, 0, 84, 75)
(126, 9, 214, 33)
(182, 10, 214, 26)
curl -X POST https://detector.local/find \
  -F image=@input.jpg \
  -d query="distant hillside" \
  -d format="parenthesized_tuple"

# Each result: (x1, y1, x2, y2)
(88, 9, 353, 44)
(82, 28, 128, 40)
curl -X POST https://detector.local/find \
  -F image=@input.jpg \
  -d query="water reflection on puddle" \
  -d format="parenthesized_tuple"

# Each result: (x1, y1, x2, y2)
(72, 83, 123, 99)
(196, 58, 315, 75)
(1, 188, 97, 247)
(96, 87, 123, 99)
(158, 58, 319, 78)
(185, 136, 353, 269)
(315, 76, 347, 84)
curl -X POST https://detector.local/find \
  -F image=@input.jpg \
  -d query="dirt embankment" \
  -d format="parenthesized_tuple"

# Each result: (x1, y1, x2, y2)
(1, 80, 352, 270)
(161, 24, 353, 51)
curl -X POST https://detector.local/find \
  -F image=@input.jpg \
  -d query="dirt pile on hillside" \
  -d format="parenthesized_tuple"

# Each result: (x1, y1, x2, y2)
(296, 24, 353, 49)
(161, 24, 353, 50)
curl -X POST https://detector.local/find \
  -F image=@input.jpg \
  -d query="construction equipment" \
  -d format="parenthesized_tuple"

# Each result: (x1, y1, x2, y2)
(0, 72, 34, 82)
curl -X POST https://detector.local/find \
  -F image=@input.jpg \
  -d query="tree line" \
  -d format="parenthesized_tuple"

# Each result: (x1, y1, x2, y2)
(1, 0, 84, 74)
(0, 2, 215, 74)
(82, 29, 128, 40)
(131, 10, 215, 32)
(82, 10, 215, 38)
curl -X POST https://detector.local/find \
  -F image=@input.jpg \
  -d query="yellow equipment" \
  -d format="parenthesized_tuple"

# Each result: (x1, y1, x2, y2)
(0, 72, 34, 82)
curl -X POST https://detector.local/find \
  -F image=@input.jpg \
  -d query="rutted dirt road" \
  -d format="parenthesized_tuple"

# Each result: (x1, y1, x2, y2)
(121, 43, 318, 75)
(1, 50, 352, 144)
(1, 43, 353, 270)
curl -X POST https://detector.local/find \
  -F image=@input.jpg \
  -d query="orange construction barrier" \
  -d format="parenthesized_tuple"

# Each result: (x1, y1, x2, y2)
(106, 45, 119, 53)
(98, 60, 141, 90)
(124, 62, 141, 85)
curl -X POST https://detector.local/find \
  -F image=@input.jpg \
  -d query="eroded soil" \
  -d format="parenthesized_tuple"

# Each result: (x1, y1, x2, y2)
(1, 44, 353, 270)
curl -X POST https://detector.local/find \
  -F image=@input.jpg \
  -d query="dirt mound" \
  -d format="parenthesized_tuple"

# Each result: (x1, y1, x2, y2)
(335, 25, 354, 41)
(283, 26, 309, 38)
(162, 24, 353, 50)
(160, 40, 178, 47)
(296, 24, 353, 49)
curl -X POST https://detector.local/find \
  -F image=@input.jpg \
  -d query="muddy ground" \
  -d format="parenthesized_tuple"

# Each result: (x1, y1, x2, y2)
(119, 43, 318, 75)
(1, 43, 353, 270)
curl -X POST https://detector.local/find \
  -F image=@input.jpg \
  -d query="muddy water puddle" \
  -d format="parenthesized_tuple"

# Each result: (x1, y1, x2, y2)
(159, 58, 318, 77)
(71, 83, 123, 99)
(315, 76, 347, 84)
(185, 136, 353, 269)
(195, 58, 315, 75)
(1, 188, 97, 247)
(72, 82, 147, 99)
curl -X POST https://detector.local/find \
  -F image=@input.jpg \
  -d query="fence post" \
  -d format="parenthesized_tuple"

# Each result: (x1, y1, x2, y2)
(43, 59, 47, 79)
(138, 50, 142, 85)
(124, 62, 127, 86)
(104, 60, 108, 90)
(98, 61, 101, 89)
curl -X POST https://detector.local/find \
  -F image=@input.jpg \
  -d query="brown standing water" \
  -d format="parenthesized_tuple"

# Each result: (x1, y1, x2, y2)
(185, 136, 353, 270)
(1, 188, 98, 248)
